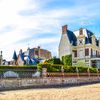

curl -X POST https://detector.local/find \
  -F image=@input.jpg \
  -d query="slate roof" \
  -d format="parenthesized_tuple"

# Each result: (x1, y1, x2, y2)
(85, 29, 93, 44)
(67, 29, 99, 46)
(12, 51, 17, 61)
(85, 29, 99, 46)
(67, 30, 77, 46)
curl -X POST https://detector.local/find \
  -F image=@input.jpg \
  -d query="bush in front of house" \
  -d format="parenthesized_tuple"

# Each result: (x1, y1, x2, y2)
(37, 63, 100, 73)
(62, 55, 72, 66)
(77, 66, 88, 73)
(37, 63, 62, 72)
(89, 67, 97, 73)
(63, 66, 76, 73)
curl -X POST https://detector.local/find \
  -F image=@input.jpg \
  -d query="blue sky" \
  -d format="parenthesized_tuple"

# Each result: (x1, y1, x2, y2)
(0, 0, 100, 60)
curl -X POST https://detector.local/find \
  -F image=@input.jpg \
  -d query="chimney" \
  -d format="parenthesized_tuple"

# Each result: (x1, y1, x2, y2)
(62, 25, 68, 34)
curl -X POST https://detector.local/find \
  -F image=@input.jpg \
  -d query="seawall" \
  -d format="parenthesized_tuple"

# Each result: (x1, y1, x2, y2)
(0, 77, 100, 91)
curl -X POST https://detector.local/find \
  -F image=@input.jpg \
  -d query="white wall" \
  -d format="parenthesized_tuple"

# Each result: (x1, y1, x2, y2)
(59, 33, 72, 59)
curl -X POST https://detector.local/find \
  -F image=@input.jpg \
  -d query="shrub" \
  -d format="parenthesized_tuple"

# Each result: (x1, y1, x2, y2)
(62, 55, 72, 66)
(63, 66, 76, 73)
(89, 67, 97, 73)
(77, 66, 88, 73)
(45, 57, 63, 64)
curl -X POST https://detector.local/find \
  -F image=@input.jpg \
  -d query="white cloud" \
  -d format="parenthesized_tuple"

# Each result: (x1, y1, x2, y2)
(0, 0, 100, 60)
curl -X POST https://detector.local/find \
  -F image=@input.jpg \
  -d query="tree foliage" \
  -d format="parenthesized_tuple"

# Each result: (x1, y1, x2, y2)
(62, 55, 72, 66)
(45, 57, 63, 64)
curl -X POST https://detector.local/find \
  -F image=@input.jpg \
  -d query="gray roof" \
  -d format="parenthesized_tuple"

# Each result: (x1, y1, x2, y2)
(67, 29, 99, 46)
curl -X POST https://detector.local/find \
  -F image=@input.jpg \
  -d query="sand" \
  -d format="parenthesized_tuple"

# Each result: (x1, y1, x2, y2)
(0, 84, 100, 100)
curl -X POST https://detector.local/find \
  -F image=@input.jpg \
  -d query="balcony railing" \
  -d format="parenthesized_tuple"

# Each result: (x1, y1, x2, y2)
(91, 55, 100, 58)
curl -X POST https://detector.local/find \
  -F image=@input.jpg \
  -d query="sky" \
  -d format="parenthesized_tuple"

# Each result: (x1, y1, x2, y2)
(0, 0, 100, 60)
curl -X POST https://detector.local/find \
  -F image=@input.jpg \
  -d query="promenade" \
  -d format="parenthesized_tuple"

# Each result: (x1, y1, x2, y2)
(0, 83, 100, 100)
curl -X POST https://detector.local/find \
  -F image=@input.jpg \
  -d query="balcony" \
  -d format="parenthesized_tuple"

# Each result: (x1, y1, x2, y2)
(91, 55, 100, 58)
(91, 55, 100, 61)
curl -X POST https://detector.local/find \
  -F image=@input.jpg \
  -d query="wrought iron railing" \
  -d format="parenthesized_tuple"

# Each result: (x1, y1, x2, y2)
(91, 55, 100, 58)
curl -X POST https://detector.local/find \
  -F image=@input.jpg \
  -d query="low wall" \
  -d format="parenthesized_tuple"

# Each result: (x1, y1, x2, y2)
(0, 77, 100, 91)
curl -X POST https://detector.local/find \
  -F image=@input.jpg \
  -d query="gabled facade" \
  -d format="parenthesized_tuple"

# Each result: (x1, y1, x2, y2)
(17, 50, 24, 66)
(59, 25, 100, 68)
(59, 25, 76, 58)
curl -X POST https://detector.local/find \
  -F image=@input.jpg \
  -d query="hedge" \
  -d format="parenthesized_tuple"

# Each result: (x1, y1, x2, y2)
(37, 64, 62, 72)
(64, 66, 76, 73)
(0, 65, 37, 69)
(0, 64, 100, 73)
(37, 64, 100, 73)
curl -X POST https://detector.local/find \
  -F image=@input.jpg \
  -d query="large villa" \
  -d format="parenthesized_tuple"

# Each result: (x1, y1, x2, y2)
(59, 25, 100, 68)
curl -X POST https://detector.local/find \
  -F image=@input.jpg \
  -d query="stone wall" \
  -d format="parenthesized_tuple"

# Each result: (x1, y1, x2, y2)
(0, 77, 100, 91)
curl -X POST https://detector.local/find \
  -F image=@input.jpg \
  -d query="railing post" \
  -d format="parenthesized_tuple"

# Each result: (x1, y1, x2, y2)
(76, 67, 79, 78)
(87, 67, 90, 78)
(96, 68, 99, 77)
(42, 65, 47, 78)
(61, 66, 64, 83)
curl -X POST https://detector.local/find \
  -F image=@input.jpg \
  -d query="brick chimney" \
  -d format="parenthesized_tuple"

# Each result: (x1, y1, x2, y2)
(62, 25, 68, 34)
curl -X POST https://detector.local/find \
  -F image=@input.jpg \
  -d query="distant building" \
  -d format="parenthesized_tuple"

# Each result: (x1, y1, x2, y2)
(59, 25, 100, 68)
(2, 59, 9, 65)
(12, 46, 52, 66)
(26, 46, 52, 60)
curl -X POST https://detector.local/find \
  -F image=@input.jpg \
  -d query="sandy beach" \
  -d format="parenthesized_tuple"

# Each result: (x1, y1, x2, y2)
(0, 83, 100, 100)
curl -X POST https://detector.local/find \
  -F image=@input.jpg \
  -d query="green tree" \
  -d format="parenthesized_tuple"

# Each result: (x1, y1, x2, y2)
(45, 57, 62, 64)
(62, 55, 72, 66)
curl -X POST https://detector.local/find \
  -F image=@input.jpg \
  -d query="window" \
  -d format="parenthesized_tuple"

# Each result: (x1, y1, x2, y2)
(79, 50, 84, 58)
(74, 50, 77, 57)
(35, 50, 38, 55)
(96, 50, 97, 57)
(73, 60, 77, 63)
(79, 39, 83, 45)
(85, 48, 89, 56)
